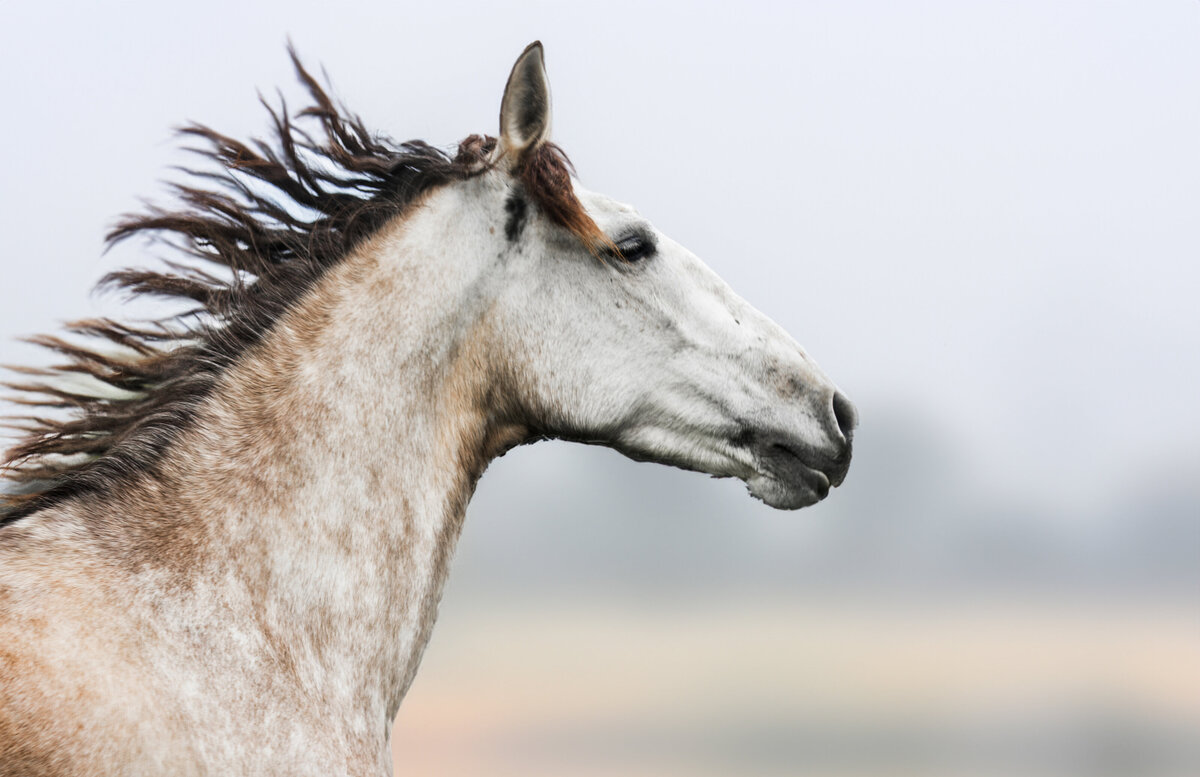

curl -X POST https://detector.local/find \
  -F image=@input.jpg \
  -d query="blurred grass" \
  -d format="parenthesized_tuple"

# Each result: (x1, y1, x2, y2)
(391, 595, 1199, 776)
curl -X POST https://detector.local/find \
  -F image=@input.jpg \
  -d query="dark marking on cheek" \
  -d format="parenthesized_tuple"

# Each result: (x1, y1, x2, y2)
(504, 194, 528, 242)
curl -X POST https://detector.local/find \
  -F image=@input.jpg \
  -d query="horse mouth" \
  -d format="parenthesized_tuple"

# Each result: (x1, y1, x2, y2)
(739, 434, 851, 510)
(770, 443, 832, 492)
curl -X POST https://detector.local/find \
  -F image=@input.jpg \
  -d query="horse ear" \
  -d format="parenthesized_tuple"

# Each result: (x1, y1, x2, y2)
(499, 41, 551, 161)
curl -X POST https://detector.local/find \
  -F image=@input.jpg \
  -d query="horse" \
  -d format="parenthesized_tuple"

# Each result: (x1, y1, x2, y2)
(0, 42, 855, 775)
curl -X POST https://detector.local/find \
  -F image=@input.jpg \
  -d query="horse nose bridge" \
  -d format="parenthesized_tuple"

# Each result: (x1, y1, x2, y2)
(721, 306, 848, 445)
(758, 345, 835, 405)
(754, 349, 854, 460)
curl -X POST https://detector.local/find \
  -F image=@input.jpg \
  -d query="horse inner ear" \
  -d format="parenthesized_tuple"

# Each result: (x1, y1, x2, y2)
(499, 41, 551, 159)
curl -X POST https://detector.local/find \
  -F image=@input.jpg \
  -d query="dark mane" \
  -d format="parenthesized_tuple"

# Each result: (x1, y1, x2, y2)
(0, 49, 602, 523)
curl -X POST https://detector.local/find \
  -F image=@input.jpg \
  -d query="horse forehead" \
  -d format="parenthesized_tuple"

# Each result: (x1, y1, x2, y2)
(574, 186, 638, 219)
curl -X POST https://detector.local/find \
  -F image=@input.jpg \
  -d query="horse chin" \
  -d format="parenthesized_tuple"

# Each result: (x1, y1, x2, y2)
(745, 469, 830, 511)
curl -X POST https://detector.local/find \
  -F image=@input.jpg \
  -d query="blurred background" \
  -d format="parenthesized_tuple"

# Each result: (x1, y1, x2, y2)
(2, 2, 1197, 775)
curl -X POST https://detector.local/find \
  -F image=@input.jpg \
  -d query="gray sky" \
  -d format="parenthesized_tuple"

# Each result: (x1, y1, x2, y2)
(2, 1, 1198, 527)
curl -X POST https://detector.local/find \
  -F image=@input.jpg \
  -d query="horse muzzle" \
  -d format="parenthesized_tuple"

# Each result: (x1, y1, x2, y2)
(738, 390, 857, 510)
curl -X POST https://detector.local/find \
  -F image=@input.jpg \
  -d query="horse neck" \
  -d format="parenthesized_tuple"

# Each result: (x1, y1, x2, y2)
(115, 204, 523, 721)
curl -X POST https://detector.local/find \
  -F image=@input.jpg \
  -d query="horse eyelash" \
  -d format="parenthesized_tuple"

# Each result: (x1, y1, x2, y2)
(609, 232, 656, 263)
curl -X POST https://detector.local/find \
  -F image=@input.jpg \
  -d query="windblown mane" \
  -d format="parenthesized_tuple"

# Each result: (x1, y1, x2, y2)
(0, 49, 603, 523)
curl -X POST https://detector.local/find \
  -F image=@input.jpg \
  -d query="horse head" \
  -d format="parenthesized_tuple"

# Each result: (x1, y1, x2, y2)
(454, 43, 856, 509)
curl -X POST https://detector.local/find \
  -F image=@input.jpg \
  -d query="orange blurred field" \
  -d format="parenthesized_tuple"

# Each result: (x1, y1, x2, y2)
(391, 595, 1200, 777)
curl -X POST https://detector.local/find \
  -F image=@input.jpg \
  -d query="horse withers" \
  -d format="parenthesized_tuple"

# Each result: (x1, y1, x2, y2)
(0, 43, 855, 775)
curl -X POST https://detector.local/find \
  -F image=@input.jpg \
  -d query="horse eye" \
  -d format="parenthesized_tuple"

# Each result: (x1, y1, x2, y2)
(613, 234, 655, 262)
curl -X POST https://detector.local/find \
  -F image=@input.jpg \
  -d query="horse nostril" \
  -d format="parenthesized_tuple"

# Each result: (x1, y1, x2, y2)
(832, 391, 858, 441)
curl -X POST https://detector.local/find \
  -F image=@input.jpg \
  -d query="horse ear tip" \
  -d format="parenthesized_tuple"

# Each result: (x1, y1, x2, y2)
(520, 41, 545, 65)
